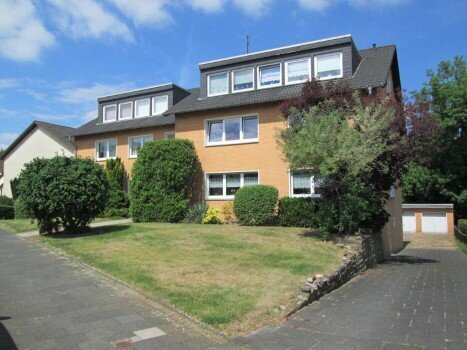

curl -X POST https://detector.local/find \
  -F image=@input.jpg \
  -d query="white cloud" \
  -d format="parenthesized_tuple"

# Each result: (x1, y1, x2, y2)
(296, 0, 409, 11)
(187, 0, 225, 13)
(296, 0, 334, 11)
(58, 83, 136, 104)
(0, 0, 55, 62)
(233, 0, 272, 13)
(109, 0, 173, 26)
(30, 112, 76, 122)
(0, 132, 19, 149)
(47, 0, 133, 42)
(0, 79, 19, 89)
(82, 110, 98, 122)
(349, 0, 409, 6)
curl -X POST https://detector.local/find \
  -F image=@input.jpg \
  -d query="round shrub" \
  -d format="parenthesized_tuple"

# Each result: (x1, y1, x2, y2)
(233, 185, 278, 226)
(0, 195, 13, 207)
(458, 219, 467, 235)
(130, 139, 200, 223)
(17, 156, 108, 234)
(277, 197, 317, 228)
(14, 196, 32, 219)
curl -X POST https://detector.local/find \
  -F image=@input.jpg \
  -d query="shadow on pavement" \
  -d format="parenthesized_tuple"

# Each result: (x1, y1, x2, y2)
(43, 224, 130, 239)
(383, 255, 438, 265)
(0, 317, 18, 350)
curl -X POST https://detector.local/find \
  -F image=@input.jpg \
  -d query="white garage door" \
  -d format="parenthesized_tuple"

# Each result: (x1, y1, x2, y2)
(421, 213, 448, 234)
(403, 213, 416, 233)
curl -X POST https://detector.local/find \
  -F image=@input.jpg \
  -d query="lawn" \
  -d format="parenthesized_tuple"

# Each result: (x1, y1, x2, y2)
(0, 216, 124, 233)
(38, 222, 343, 335)
(455, 238, 467, 254)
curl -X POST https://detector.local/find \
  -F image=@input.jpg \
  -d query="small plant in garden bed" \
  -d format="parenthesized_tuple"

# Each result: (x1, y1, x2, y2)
(202, 207, 222, 224)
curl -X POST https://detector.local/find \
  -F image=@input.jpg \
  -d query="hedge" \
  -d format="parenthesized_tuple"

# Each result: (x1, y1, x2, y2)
(277, 197, 318, 228)
(233, 185, 278, 226)
(458, 219, 467, 235)
(0, 205, 14, 219)
(14, 197, 32, 219)
(0, 195, 13, 207)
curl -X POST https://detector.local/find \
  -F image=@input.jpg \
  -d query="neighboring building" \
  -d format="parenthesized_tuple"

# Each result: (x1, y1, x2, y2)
(403, 204, 454, 235)
(73, 34, 403, 254)
(0, 121, 76, 198)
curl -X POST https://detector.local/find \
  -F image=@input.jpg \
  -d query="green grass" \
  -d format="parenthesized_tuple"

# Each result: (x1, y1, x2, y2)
(0, 216, 125, 233)
(455, 238, 467, 254)
(38, 222, 342, 334)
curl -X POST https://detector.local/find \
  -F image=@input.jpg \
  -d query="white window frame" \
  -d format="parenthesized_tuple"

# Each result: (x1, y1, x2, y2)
(205, 114, 259, 146)
(128, 134, 153, 159)
(231, 67, 255, 93)
(152, 95, 169, 116)
(289, 170, 321, 198)
(257, 63, 282, 89)
(285, 57, 312, 85)
(205, 171, 260, 200)
(95, 139, 117, 161)
(118, 101, 133, 120)
(135, 98, 150, 118)
(103, 104, 117, 123)
(164, 132, 175, 139)
(207, 72, 229, 97)
(314, 52, 343, 81)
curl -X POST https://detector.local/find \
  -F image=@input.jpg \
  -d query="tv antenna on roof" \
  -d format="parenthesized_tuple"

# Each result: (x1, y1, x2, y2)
(239, 35, 257, 54)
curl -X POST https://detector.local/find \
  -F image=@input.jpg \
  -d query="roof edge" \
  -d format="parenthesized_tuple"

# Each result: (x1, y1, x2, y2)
(403, 204, 454, 209)
(97, 83, 189, 102)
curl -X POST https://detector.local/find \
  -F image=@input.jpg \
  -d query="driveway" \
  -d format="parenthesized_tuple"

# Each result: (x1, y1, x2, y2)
(226, 233, 466, 349)
(0, 229, 219, 349)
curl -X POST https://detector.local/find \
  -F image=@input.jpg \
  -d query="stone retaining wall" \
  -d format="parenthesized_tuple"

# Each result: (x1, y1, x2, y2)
(290, 233, 384, 316)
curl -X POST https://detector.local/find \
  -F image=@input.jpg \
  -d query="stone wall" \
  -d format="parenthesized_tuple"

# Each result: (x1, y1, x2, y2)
(290, 233, 384, 316)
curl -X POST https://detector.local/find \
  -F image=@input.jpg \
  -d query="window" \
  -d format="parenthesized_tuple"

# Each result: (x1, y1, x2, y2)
(290, 170, 322, 198)
(258, 64, 281, 88)
(208, 72, 228, 96)
(119, 101, 133, 120)
(103, 105, 117, 122)
(232, 68, 254, 92)
(206, 172, 259, 199)
(135, 98, 150, 118)
(165, 132, 175, 139)
(286, 58, 311, 84)
(152, 95, 169, 115)
(206, 116, 258, 145)
(129, 135, 153, 158)
(314, 52, 343, 80)
(96, 139, 117, 161)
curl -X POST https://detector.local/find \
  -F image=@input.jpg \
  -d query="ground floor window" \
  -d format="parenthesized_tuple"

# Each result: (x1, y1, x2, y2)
(290, 170, 322, 198)
(206, 172, 259, 199)
(129, 135, 153, 158)
(165, 132, 175, 139)
(96, 139, 117, 161)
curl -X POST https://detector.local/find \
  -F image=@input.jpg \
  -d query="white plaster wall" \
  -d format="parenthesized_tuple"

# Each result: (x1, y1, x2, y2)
(3, 127, 75, 197)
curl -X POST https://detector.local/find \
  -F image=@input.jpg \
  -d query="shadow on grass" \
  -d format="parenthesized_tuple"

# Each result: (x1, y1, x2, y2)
(297, 229, 322, 239)
(43, 224, 131, 239)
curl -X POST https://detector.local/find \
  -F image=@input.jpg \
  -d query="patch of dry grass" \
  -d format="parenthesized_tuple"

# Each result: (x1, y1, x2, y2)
(40, 222, 342, 335)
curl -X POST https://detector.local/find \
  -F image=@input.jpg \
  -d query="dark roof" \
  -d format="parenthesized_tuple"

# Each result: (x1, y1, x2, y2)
(0, 121, 75, 160)
(98, 83, 187, 103)
(167, 45, 397, 115)
(73, 114, 175, 137)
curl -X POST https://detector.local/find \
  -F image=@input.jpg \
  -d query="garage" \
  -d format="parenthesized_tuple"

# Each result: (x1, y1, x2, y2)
(402, 204, 454, 235)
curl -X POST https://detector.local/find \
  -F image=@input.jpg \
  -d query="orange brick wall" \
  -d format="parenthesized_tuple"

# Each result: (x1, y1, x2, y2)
(74, 125, 175, 172)
(175, 102, 291, 208)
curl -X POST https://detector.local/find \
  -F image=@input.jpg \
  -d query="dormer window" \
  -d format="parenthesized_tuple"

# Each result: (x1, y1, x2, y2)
(286, 58, 311, 85)
(258, 63, 281, 89)
(314, 52, 343, 80)
(208, 72, 228, 96)
(152, 95, 169, 115)
(119, 101, 133, 120)
(103, 104, 117, 123)
(135, 98, 150, 118)
(232, 68, 254, 92)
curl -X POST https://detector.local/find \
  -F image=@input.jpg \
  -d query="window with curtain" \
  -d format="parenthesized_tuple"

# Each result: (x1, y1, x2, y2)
(208, 72, 228, 96)
(119, 102, 132, 120)
(135, 98, 150, 118)
(226, 174, 241, 195)
(232, 68, 254, 91)
(103, 105, 117, 122)
(152, 95, 168, 115)
(286, 58, 310, 84)
(129, 135, 153, 158)
(207, 172, 259, 198)
(291, 170, 312, 196)
(258, 64, 281, 87)
(243, 173, 259, 186)
(208, 174, 224, 196)
(315, 53, 342, 79)
(96, 140, 117, 160)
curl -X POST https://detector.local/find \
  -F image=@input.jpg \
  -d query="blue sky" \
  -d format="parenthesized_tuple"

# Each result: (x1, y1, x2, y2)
(0, 0, 466, 149)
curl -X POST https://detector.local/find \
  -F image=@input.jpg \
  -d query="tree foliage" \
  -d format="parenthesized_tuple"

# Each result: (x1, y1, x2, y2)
(17, 156, 108, 234)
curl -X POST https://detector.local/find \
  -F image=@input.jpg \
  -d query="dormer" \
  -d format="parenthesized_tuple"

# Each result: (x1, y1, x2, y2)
(198, 34, 361, 99)
(97, 83, 190, 124)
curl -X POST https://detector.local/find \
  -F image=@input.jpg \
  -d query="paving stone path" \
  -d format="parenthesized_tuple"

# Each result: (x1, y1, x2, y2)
(225, 233, 467, 349)
(0, 229, 220, 349)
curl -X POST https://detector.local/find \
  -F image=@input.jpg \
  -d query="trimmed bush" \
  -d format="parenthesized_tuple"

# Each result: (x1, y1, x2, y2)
(0, 205, 14, 219)
(0, 195, 14, 207)
(103, 158, 129, 217)
(458, 219, 467, 235)
(17, 156, 108, 234)
(130, 139, 200, 223)
(233, 185, 278, 226)
(277, 197, 317, 228)
(102, 207, 129, 218)
(184, 204, 208, 224)
(202, 207, 222, 224)
(14, 197, 32, 219)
